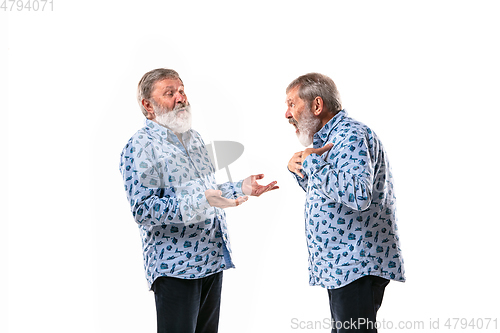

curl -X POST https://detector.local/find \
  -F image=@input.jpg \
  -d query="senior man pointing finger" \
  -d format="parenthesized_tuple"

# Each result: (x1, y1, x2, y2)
(285, 73, 405, 333)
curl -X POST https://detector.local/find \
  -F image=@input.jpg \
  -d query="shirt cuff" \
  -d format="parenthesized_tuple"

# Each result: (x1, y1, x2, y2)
(233, 180, 245, 197)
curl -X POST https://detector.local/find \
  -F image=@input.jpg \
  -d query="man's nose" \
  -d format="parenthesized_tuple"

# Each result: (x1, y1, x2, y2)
(175, 92, 186, 104)
(285, 108, 292, 119)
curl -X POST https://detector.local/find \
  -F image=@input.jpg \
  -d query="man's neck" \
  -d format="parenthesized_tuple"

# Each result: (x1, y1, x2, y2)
(319, 110, 340, 129)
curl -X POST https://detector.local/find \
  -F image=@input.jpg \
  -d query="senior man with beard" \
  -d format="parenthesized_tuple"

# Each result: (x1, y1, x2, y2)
(120, 68, 278, 333)
(286, 73, 405, 333)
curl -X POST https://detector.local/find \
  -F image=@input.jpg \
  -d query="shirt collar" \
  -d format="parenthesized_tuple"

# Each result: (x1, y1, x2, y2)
(313, 109, 347, 147)
(144, 119, 191, 148)
(146, 119, 174, 139)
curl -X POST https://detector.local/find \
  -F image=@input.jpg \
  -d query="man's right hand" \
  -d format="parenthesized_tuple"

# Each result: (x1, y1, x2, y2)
(205, 189, 248, 208)
(288, 143, 333, 179)
(288, 151, 305, 178)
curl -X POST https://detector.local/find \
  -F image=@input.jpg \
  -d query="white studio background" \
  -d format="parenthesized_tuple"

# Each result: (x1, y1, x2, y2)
(3, 1, 500, 332)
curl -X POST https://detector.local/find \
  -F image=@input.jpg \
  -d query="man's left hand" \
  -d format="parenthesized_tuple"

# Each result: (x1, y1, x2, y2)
(242, 174, 279, 197)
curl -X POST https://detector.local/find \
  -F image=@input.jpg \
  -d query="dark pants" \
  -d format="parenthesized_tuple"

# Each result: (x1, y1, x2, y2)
(327, 276, 390, 333)
(152, 272, 223, 333)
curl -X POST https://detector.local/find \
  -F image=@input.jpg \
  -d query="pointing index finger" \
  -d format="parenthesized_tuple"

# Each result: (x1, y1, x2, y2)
(317, 143, 333, 153)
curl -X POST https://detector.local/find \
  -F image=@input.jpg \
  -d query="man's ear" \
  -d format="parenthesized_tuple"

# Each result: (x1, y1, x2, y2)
(312, 96, 324, 116)
(142, 99, 155, 120)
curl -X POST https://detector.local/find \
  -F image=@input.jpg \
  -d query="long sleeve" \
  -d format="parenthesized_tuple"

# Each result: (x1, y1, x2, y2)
(120, 140, 214, 226)
(119, 121, 240, 288)
(302, 132, 375, 211)
(289, 168, 309, 192)
(296, 110, 404, 289)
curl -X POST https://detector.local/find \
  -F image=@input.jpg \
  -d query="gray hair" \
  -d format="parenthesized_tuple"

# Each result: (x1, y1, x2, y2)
(286, 73, 342, 113)
(137, 68, 183, 117)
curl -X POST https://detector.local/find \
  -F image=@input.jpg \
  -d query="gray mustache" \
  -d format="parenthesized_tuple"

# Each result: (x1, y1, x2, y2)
(174, 103, 190, 112)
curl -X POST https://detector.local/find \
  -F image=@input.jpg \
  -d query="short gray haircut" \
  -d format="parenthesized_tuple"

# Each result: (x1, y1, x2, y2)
(286, 73, 342, 113)
(137, 68, 183, 117)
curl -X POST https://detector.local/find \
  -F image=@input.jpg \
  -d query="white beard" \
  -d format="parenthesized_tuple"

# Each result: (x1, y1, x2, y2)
(295, 109, 321, 147)
(154, 104, 192, 134)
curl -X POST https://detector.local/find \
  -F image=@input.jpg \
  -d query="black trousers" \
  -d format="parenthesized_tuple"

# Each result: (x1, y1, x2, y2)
(327, 275, 390, 333)
(152, 272, 223, 333)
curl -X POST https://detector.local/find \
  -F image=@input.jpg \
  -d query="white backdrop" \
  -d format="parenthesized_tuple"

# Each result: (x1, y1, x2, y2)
(3, 1, 500, 332)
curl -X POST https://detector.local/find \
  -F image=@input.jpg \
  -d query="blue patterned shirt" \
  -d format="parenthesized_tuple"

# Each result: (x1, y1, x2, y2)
(293, 110, 405, 289)
(120, 120, 244, 289)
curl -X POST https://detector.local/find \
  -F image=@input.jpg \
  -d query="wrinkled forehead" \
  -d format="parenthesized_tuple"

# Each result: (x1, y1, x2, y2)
(153, 78, 184, 92)
(286, 85, 301, 103)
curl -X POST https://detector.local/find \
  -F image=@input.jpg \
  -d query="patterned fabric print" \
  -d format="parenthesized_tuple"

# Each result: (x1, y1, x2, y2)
(120, 120, 244, 289)
(293, 110, 405, 289)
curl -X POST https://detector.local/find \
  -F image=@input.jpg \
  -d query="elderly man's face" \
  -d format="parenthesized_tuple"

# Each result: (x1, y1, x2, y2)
(285, 86, 321, 146)
(150, 78, 188, 112)
(150, 78, 192, 133)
